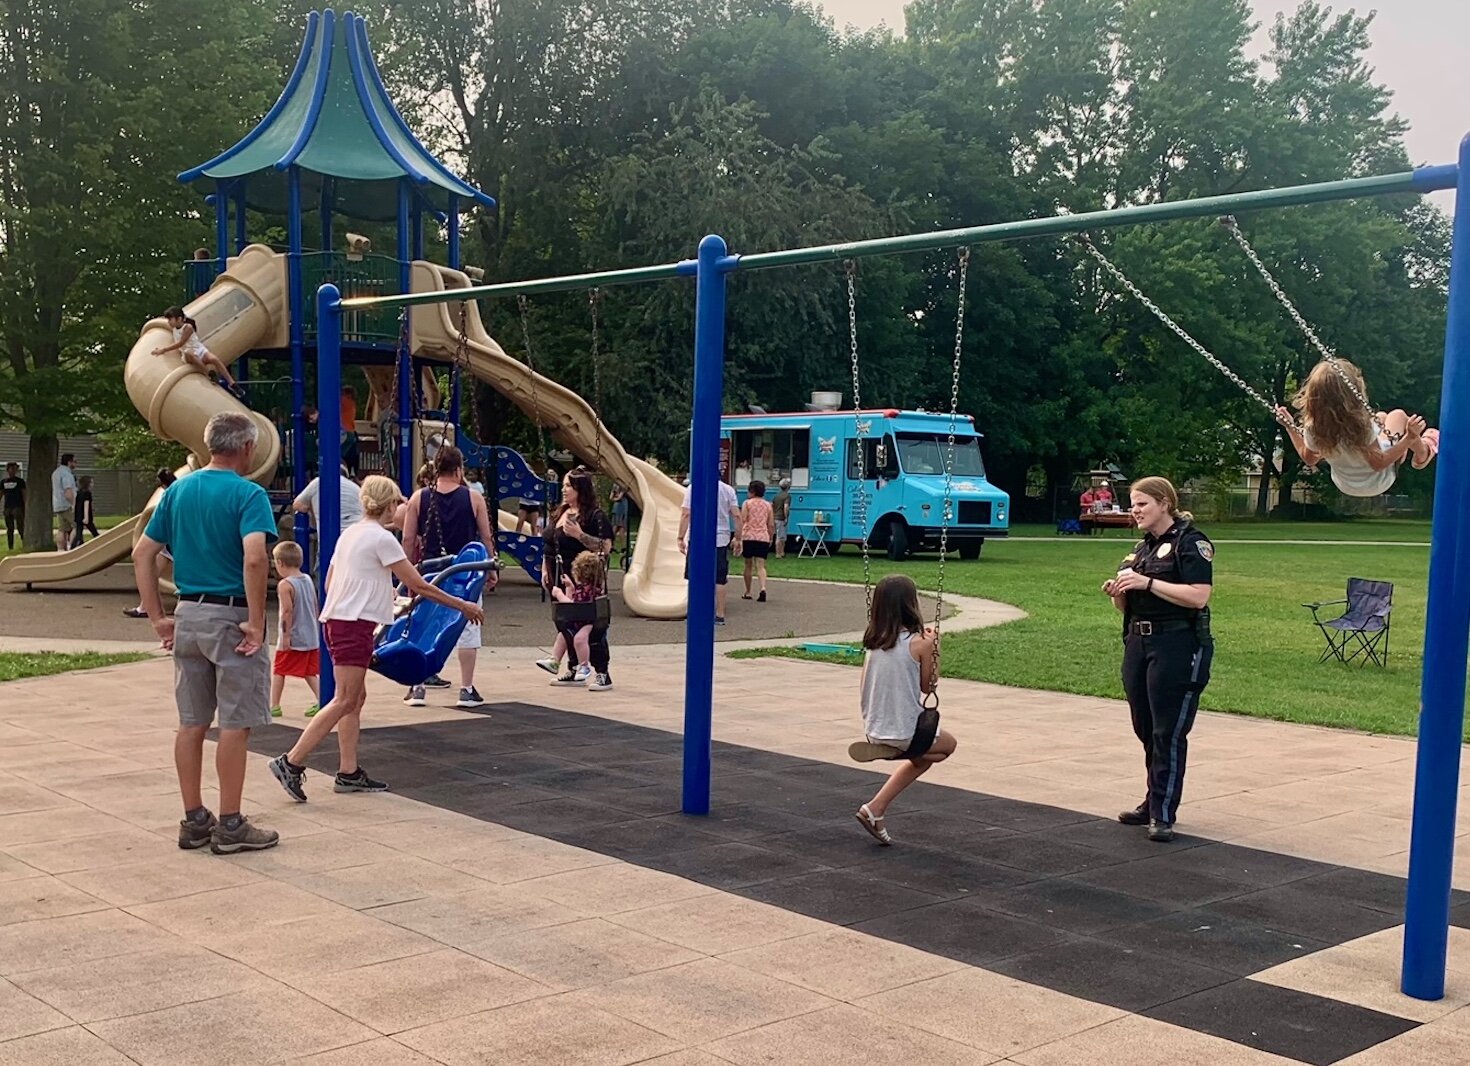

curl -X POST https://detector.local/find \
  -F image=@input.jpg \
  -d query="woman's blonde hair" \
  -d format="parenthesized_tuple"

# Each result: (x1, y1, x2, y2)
(359, 475, 402, 521)
(1130, 476, 1193, 523)
(1292, 358, 1375, 456)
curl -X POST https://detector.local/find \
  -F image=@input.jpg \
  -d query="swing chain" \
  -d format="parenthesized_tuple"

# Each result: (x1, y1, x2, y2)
(589, 288, 605, 472)
(1079, 235, 1287, 424)
(1218, 216, 1397, 442)
(846, 260, 873, 613)
(517, 295, 555, 490)
(931, 247, 968, 686)
(454, 300, 479, 444)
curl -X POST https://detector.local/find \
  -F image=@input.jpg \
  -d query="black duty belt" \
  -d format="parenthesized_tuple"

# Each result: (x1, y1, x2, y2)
(181, 593, 248, 608)
(1127, 618, 1194, 636)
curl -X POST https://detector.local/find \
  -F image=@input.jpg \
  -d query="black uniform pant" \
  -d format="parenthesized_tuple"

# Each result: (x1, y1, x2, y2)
(1121, 629, 1213, 825)
(3, 508, 21, 549)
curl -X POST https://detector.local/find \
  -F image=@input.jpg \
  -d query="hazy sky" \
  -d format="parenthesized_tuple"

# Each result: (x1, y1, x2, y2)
(813, 0, 1467, 206)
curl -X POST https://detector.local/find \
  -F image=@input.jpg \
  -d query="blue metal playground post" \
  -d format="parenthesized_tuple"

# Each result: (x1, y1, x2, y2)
(447, 194, 461, 270)
(682, 234, 730, 815)
(1402, 136, 1470, 1001)
(213, 183, 229, 275)
(316, 284, 343, 705)
(396, 179, 414, 493)
(287, 166, 311, 565)
(234, 181, 248, 254)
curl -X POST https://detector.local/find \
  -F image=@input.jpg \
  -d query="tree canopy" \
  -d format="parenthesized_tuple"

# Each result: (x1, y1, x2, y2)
(0, 0, 1448, 544)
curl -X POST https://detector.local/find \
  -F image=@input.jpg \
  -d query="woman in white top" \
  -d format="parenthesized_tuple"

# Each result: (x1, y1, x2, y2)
(151, 306, 241, 393)
(268, 475, 482, 802)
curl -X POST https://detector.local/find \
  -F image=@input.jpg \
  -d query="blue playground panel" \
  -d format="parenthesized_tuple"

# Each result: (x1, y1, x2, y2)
(371, 542, 492, 686)
(496, 529, 543, 583)
(458, 436, 550, 581)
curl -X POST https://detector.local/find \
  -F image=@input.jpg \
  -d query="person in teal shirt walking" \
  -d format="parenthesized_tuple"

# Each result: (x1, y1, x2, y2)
(133, 411, 282, 855)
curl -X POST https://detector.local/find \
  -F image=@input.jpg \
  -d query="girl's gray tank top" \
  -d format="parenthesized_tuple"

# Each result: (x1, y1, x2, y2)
(860, 630, 923, 742)
(284, 574, 320, 650)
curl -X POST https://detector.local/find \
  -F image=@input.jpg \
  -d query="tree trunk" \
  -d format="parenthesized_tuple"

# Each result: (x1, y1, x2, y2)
(1254, 459, 1272, 518)
(23, 434, 57, 550)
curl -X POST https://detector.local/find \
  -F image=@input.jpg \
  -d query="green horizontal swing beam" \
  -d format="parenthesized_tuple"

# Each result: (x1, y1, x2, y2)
(339, 165, 1457, 311)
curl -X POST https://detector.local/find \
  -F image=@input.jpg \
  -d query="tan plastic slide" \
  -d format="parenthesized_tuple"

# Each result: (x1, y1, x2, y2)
(0, 245, 287, 588)
(409, 262, 691, 620)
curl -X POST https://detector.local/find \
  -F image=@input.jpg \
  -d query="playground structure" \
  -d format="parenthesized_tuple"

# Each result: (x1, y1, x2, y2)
(0, 9, 690, 621)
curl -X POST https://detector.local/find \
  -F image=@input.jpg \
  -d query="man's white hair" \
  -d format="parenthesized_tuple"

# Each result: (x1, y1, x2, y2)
(204, 412, 258, 456)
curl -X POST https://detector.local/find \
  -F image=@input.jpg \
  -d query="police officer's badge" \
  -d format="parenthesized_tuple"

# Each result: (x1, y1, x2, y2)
(1198, 540, 1214, 562)
(1156, 543, 1172, 559)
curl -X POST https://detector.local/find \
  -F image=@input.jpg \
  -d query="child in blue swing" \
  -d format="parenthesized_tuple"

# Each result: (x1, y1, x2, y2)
(847, 574, 958, 846)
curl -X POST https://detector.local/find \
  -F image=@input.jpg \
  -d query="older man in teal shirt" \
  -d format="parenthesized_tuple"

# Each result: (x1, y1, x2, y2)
(134, 411, 281, 855)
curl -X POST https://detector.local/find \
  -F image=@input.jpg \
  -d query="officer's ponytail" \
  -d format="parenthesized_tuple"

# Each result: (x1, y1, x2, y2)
(1130, 476, 1192, 522)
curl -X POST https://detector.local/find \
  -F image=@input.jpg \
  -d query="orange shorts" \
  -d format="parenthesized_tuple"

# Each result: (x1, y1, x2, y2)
(273, 647, 320, 678)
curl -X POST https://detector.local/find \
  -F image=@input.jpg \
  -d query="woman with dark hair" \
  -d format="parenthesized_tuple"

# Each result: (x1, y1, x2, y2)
(542, 468, 615, 690)
(400, 445, 498, 709)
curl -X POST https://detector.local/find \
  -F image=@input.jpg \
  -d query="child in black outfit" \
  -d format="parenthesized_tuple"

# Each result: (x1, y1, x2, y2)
(71, 475, 99, 547)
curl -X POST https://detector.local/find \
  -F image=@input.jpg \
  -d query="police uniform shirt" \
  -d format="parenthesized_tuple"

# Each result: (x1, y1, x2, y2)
(1120, 519, 1214, 622)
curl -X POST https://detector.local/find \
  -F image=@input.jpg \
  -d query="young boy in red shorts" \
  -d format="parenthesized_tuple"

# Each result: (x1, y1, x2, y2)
(270, 541, 321, 717)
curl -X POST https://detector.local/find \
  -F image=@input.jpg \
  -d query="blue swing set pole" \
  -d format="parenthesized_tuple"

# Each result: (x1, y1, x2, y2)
(682, 234, 730, 815)
(1402, 134, 1470, 1001)
(316, 284, 343, 706)
(396, 179, 415, 493)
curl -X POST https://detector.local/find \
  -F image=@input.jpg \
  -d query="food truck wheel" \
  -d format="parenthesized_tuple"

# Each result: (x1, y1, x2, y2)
(958, 539, 984, 560)
(884, 519, 910, 560)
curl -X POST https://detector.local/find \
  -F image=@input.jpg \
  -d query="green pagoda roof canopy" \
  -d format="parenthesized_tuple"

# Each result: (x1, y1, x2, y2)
(179, 9, 494, 222)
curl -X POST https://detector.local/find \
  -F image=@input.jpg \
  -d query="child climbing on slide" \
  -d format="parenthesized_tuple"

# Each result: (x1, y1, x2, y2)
(152, 306, 241, 394)
(535, 550, 604, 683)
(847, 574, 957, 846)
(1276, 358, 1439, 498)
(268, 475, 483, 802)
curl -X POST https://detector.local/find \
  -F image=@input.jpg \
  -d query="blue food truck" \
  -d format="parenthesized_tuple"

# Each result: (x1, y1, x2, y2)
(721, 406, 1010, 559)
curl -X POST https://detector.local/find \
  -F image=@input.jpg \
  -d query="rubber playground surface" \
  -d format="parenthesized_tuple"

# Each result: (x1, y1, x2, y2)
(3, 635, 1470, 1064)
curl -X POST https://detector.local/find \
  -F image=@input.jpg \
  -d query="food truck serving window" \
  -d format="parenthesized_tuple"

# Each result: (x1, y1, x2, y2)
(895, 433, 985, 477)
(730, 428, 811, 488)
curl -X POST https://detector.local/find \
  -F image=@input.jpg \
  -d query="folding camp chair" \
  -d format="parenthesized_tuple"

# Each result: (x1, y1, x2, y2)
(1303, 578, 1393, 667)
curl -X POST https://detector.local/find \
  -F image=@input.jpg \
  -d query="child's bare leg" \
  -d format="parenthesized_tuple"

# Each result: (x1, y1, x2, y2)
(270, 673, 285, 709)
(866, 730, 957, 817)
(551, 631, 568, 661)
(573, 624, 592, 664)
(306, 675, 320, 700)
(207, 356, 237, 388)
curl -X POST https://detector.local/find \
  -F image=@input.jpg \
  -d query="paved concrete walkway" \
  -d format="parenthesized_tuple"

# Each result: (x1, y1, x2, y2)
(0, 646, 1465, 1064)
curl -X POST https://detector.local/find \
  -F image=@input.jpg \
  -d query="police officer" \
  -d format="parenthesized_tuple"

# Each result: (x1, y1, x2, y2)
(1101, 476, 1214, 843)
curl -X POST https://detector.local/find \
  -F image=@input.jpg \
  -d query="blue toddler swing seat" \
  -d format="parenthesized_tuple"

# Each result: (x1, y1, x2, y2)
(370, 542, 497, 686)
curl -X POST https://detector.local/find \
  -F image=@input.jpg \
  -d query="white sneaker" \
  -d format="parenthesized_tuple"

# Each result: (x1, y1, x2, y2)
(573, 665, 592, 683)
(535, 658, 561, 675)
(550, 666, 590, 687)
(588, 672, 613, 692)
(402, 686, 426, 707)
(456, 687, 486, 709)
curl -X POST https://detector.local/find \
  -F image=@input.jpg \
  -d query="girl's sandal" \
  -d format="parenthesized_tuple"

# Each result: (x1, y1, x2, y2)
(856, 803, 892, 846)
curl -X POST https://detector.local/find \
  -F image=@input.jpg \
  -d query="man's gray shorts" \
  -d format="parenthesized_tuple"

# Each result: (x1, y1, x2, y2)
(173, 601, 271, 730)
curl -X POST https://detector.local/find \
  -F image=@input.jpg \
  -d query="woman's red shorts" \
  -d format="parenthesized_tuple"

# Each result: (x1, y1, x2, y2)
(272, 647, 320, 678)
(323, 619, 377, 669)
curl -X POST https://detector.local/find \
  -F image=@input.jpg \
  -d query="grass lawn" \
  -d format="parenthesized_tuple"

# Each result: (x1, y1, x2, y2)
(1007, 518, 1433, 542)
(741, 518, 1448, 739)
(0, 651, 152, 682)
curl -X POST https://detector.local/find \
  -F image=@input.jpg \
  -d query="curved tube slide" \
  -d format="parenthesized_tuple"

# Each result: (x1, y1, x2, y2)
(0, 245, 286, 587)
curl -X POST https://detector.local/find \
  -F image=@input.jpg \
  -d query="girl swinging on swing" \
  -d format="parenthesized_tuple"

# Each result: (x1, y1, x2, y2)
(848, 575, 958, 845)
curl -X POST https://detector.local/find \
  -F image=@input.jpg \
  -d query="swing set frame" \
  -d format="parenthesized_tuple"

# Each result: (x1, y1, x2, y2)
(323, 156, 1469, 1003)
